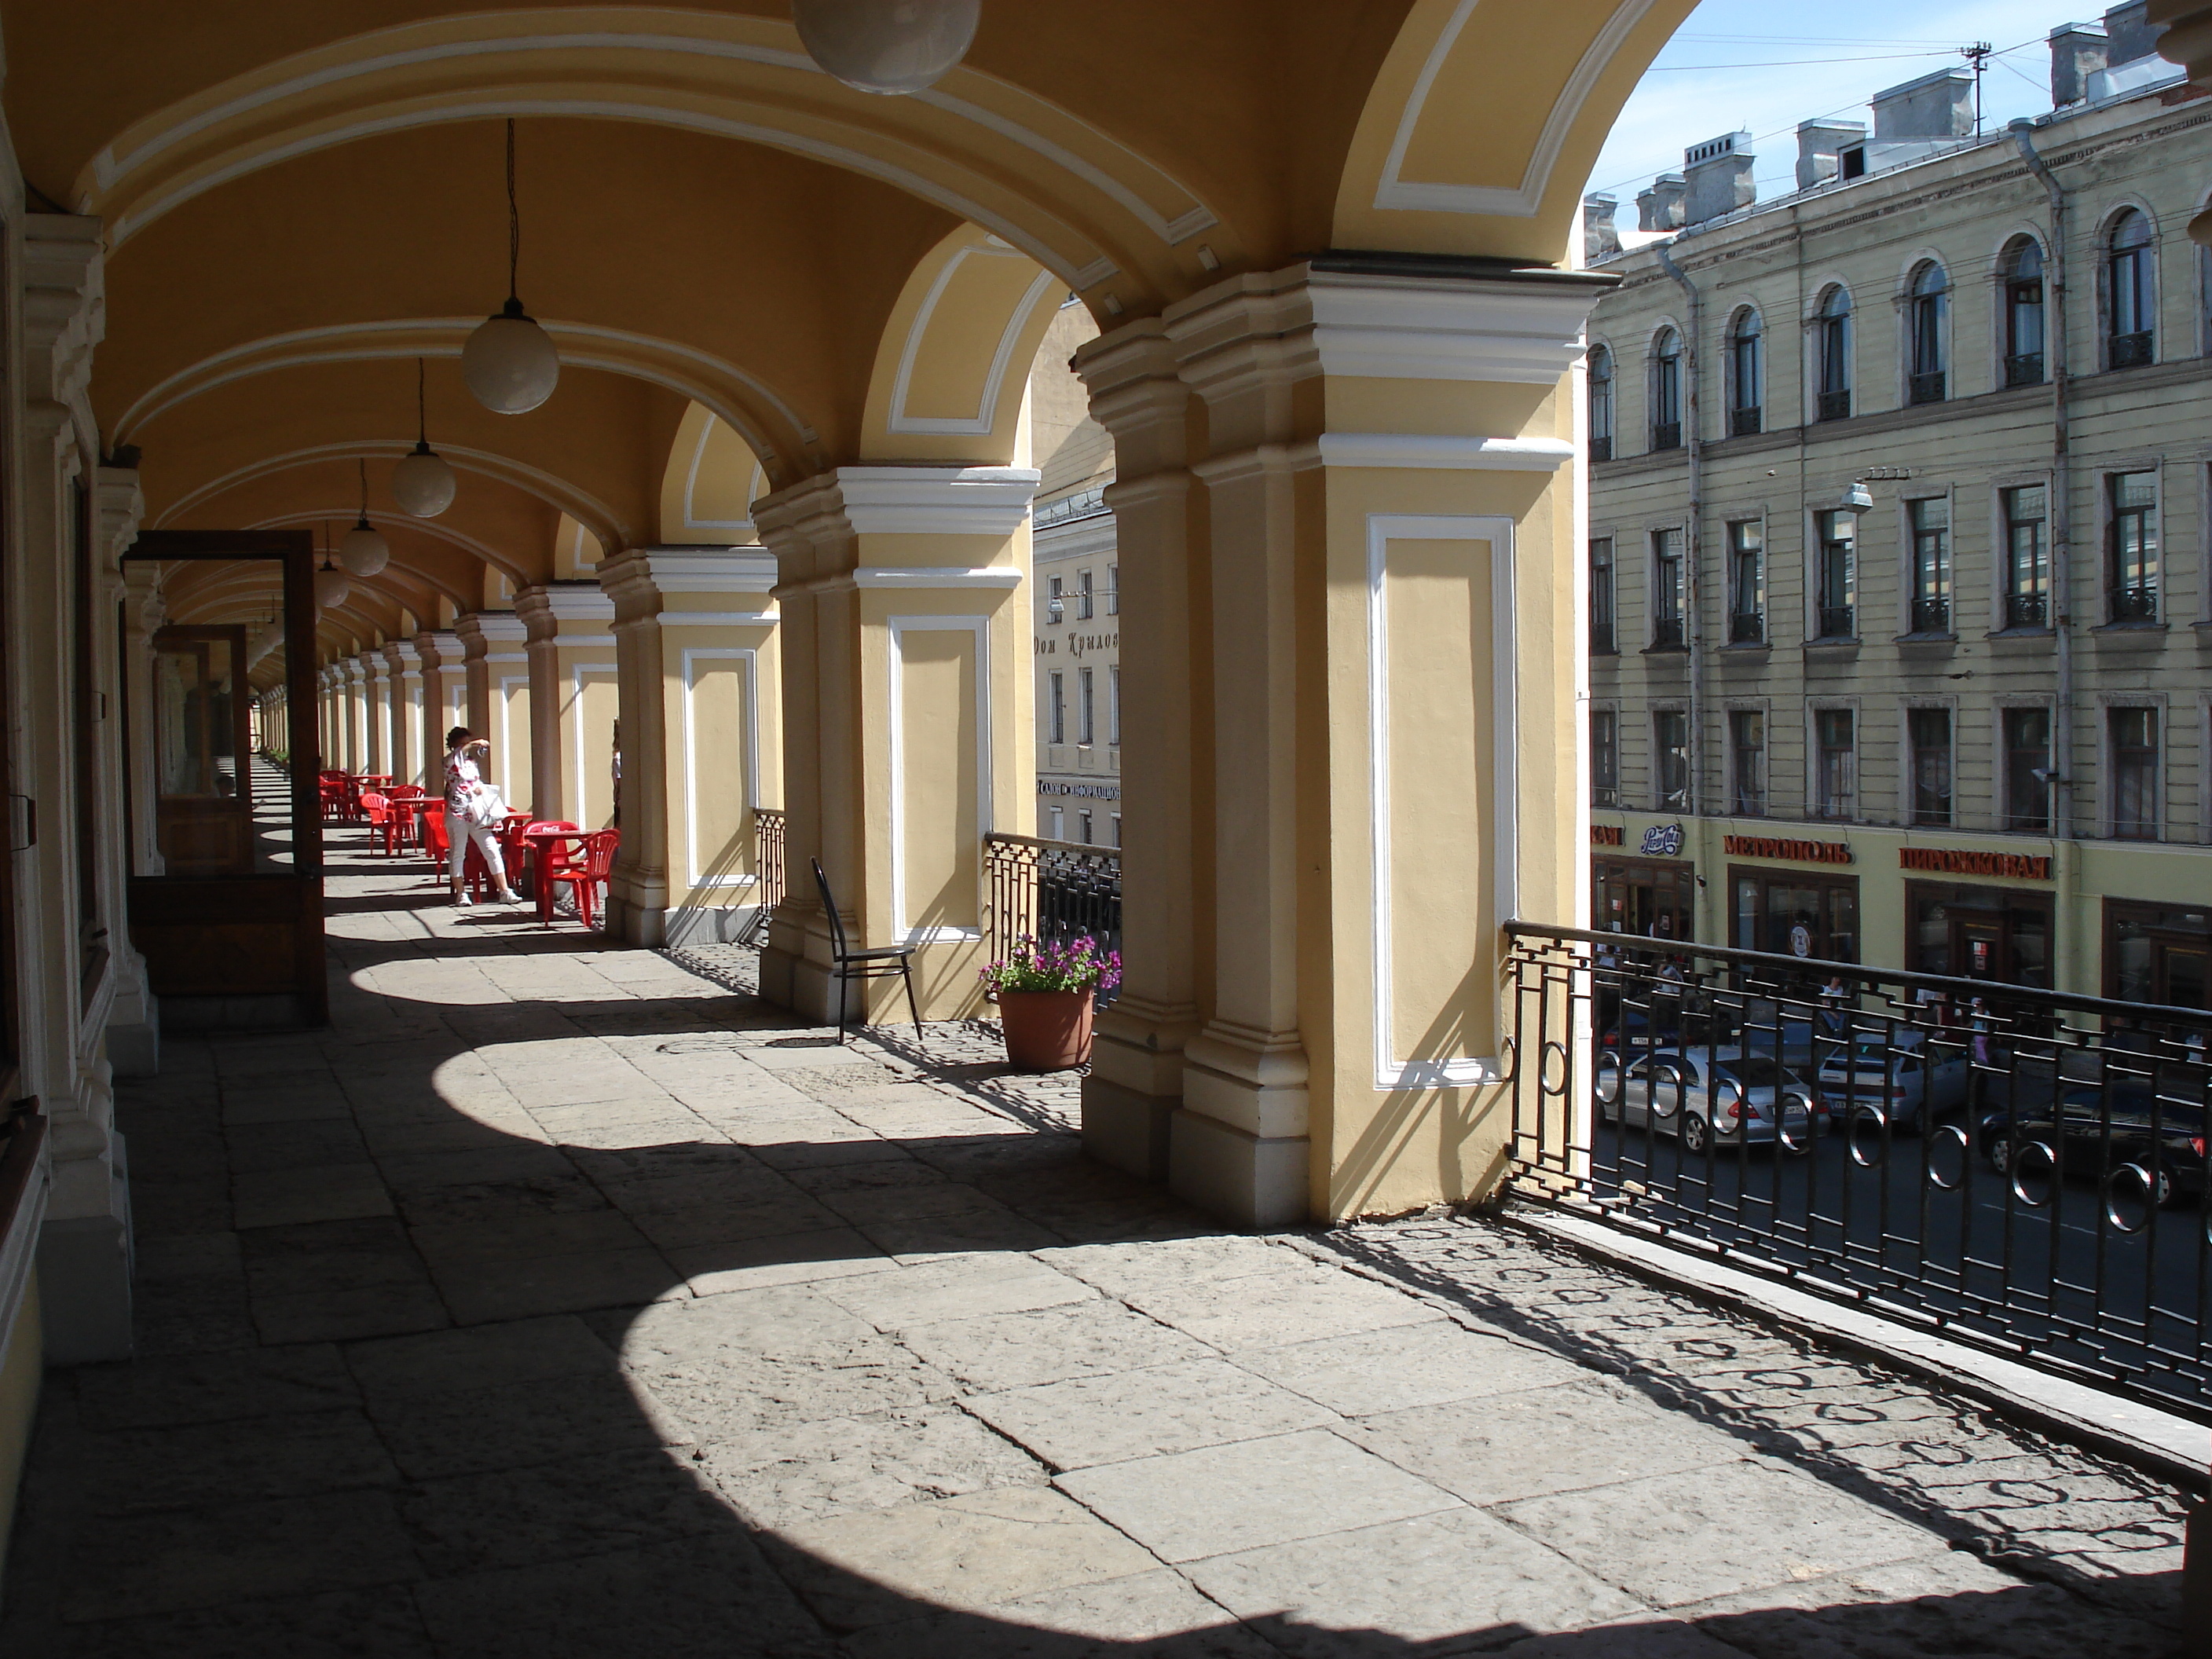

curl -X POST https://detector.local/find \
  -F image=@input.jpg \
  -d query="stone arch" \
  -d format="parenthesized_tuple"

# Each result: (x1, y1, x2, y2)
(658, 402, 767, 546)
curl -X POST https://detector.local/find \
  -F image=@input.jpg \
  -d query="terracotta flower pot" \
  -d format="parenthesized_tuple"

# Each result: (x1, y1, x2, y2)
(996, 988, 1095, 1071)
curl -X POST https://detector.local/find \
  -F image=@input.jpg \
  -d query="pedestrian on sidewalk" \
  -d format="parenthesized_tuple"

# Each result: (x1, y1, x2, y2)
(442, 727, 520, 909)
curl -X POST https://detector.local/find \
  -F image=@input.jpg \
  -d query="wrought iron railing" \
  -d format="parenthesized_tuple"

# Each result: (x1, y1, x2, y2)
(734, 808, 786, 948)
(2109, 584, 2159, 624)
(2004, 591, 2049, 630)
(1650, 617, 1686, 650)
(982, 833, 1122, 1002)
(1501, 922, 2212, 1424)
(1910, 596, 1951, 635)
(1589, 436, 1613, 463)
(1908, 371, 1946, 406)
(1589, 621, 1616, 656)
(2109, 331, 2154, 371)
(1817, 390, 1851, 423)
(2005, 352, 2045, 389)
(1815, 604, 1855, 640)
(1728, 405, 1762, 438)
(1728, 610, 1765, 645)
(1649, 421, 1682, 453)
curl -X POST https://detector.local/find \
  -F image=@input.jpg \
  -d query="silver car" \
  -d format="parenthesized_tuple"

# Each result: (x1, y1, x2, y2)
(1597, 1048, 1818, 1155)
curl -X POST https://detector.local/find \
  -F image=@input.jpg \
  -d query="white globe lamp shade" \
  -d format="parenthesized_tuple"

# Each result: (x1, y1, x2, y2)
(793, 0, 980, 94)
(339, 518, 390, 578)
(313, 566, 351, 610)
(462, 299, 560, 414)
(391, 442, 458, 517)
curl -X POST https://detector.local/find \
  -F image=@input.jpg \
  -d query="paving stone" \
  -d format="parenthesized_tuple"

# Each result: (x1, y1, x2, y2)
(857, 1210, 1070, 1261)
(220, 1087, 356, 1126)
(1495, 1617, 1753, 1657)
(1119, 1265, 1445, 1350)
(742, 1125, 911, 1163)
(121, 1180, 234, 1238)
(375, 1143, 578, 1192)
(615, 1280, 895, 1363)
(55, 1586, 441, 1659)
(72, 1343, 357, 1430)
(623, 1193, 849, 1251)
(819, 1254, 1096, 1330)
(390, 1172, 613, 1229)
(346, 1313, 618, 1398)
(700, 1402, 1044, 1529)
(250, 1282, 451, 1345)
(1038, 1234, 1295, 1302)
(427, 1245, 681, 1324)
(130, 1275, 262, 1357)
(1057, 1428, 1459, 1564)
(1496, 1458, 1950, 1609)
(222, 1119, 372, 1173)
(666, 1228, 899, 1295)
(840, 1569, 1281, 1658)
(632, 1342, 957, 1441)
(1240, 1317, 1593, 1418)
(368, 1370, 665, 1479)
(74, 1409, 399, 1515)
(410, 1535, 833, 1659)
(899, 1298, 1217, 1393)
(406, 1207, 655, 1267)
(965, 1357, 1338, 1471)
(1187, 1506, 1646, 1655)
(232, 1163, 394, 1229)
(398, 1448, 736, 1576)
(771, 1485, 1160, 1632)
(1346, 1375, 1748, 1506)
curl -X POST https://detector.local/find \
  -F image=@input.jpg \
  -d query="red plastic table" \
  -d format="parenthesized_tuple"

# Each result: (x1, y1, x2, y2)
(521, 827, 592, 923)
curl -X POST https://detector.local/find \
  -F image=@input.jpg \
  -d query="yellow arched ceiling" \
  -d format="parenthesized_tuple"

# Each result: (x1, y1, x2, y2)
(659, 402, 767, 546)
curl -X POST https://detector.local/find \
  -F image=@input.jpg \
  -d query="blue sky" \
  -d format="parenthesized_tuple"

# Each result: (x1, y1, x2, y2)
(1582, 0, 2080, 207)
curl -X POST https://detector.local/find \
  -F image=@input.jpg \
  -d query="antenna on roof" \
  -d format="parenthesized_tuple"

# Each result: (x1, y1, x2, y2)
(1961, 42, 1993, 138)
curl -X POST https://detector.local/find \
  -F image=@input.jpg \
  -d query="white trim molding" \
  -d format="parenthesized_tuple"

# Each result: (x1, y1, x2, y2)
(1308, 272, 1603, 384)
(680, 646, 760, 890)
(837, 465, 1042, 537)
(852, 566, 1025, 590)
(1365, 512, 1518, 1092)
(1318, 432, 1577, 471)
(890, 247, 1060, 437)
(886, 615, 994, 945)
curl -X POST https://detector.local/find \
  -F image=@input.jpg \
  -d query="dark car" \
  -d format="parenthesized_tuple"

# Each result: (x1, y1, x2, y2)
(1982, 1083, 2207, 1208)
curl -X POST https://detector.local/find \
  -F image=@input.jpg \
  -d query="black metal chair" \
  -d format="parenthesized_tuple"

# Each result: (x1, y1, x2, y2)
(811, 857, 921, 1036)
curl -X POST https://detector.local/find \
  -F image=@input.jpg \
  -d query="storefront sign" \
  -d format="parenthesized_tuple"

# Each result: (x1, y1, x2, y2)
(1640, 823, 1685, 856)
(1591, 825, 1624, 846)
(1722, 835, 1852, 864)
(1899, 848, 2052, 881)
(1037, 782, 1121, 800)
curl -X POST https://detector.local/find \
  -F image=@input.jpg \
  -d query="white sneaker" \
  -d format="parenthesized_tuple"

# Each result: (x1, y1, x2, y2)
(452, 893, 474, 908)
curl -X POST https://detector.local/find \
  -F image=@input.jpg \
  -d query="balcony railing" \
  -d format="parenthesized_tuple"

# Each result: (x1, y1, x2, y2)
(1650, 617, 1686, 650)
(1501, 923, 2212, 1424)
(1650, 422, 1681, 452)
(2108, 331, 2154, 371)
(734, 808, 786, 948)
(1909, 596, 1951, 635)
(1728, 611, 1765, 645)
(2109, 584, 2159, 624)
(2004, 352, 2045, 389)
(1728, 406, 1761, 438)
(982, 833, 1122, 1005)
(1589, 621, 1617, 656)
(1815, 604, 1855, 639)
(1590, 436, 1613, 463)
(1816, 390, 1851, 423)
(2004, 591, 2049, 630)
(1908, 371, 1946, 406)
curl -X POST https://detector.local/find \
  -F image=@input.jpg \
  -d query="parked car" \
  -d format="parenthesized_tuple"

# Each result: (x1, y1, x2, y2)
(1813, 1030, 1968, 1133)
(1982, 1084, 2207, 1208)
(1595, 1048, 1818, 1155)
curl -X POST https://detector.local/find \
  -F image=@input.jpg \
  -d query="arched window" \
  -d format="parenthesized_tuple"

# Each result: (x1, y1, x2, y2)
(1726, 309, 1763, 436)
(2001, 238, 2045, 386)
(1649, 328, 1683, 452)
(2107, 209, 2154, 368)
(1588, 345, 1614, 462)
(1815, 286, 1851, 421)
(1907, 262, 1947, 404)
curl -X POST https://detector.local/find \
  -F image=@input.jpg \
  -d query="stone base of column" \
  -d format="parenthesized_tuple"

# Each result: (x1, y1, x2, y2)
(106, 1007, 159, 1079)
(610, 896, 764, 951)
(1168, 1111, 1309, 1231)
(760, 939, 839, 1025)
(38, 1153, 133, 1364)
(1079, 1073, 1175, 1183)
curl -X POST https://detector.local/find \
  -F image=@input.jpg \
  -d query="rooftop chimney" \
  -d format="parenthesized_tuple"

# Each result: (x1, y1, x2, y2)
(1795, 119, 1866, 189)
(1637, 172, 1686, 233)
(1682, 131, 1756, 225)
(2101, 1, 2164, 68)
(2050, 21, 2110, 104)
(1583, 193, 1621, 262)
(1870, 68, 1976, 140)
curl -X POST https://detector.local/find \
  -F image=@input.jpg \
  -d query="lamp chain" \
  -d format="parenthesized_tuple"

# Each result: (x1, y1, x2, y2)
(416, 357, 427, 445)
(505, 118, 520, 305)
(357, 456, 368, 519)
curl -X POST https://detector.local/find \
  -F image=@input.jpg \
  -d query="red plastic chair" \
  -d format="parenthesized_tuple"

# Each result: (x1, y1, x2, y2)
(359, 791, 398, 854)
(522, 822, 582, 921)
(386, 786, 428, 851)
(543, 829, 620, 928)
(423, 810, 496, 899)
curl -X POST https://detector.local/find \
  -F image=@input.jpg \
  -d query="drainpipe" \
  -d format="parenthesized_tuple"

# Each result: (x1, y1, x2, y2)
(2010, 119, 2080, 989)
(1656, 240, 1707, 935)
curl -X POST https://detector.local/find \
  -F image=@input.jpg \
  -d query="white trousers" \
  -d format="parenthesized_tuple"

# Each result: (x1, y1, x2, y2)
(447, 813, 507, 884)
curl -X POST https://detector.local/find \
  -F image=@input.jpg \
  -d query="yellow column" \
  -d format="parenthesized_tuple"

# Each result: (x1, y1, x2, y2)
(599, 548, 783, 946)
(340, 657, 370, 774)
(455, 612, 532, 810)
(1087, 258, 1600, 1228)
(515, 584, 619, 828)
(360, 651, 390, 777)
(381, 639, 423, 788)
(416, 630, 466, 774)
(755, 466, 1038, 1024)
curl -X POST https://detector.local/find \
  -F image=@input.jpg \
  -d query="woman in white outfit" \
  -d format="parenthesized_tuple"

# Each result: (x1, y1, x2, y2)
(441, 727, 519, 907)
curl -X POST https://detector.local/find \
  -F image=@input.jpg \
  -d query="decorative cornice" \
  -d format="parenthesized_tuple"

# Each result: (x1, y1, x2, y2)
(835, 466, 1041, 537)
(1316, 432, 1577, 471)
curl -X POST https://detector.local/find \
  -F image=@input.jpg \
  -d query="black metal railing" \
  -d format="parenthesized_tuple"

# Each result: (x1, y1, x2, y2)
(734, 808, 786, 948)
(1589, 621, 1617, 656)
(1815, 604, 1855, 639)
(1590, 436, 1613, 463)
(2109, 331, 2154, 371)
(2004, 591, 2049, 630)
(982, 833, 1122, 1003)
(1729, 611, 1765, 645)
(1817, 390, 1851, 423)
(1910, 596, 1951, 635)
(1650, 422, 1682, 453)
(2005, 352, 2045, 389)
(1650, 617, 1686, 650)
(1729, 406, 1762, 438)
(1501, 923, 2212, 1425)
(1908, 371, 1946, 405)
(2109, 584, 2159, 624)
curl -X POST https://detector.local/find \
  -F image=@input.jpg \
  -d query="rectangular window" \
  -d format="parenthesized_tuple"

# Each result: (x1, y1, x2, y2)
(1727, 520, 1763, 643)
(1588, 540, 1616, 654)
(1908, 497, 1950, 634)
(1815, 709, 1855, 819)
(2002, 485, 2049, 628)
(1591, 709, 1619, 808)
(1047, 575, 1065, 625)
(2111, 706, 2159, 840)
(1107, 564, 1119, 616)
(1078, 667, 1095, 745)
(1048, 804, 1065, 840)
(1654, 709, 1690, 811)
(1111, 813, 1122, 848)
(1650, 528, 1685, 649)
(1108, 665, 1121, 745)
(1049, 671, 1065, 745)
(2108, 472, 2159, 622)
(1079, 810, 1094, 845)
(2003, 707, 2051, 832)
(1815, 510, 1855, 639)
(1908, 707, 1954, 826)
(1077, 569, 1094, 621)
(1729, 710, 1765, 816)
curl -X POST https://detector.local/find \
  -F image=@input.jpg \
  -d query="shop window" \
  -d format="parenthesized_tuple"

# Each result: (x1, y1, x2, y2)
(1649, 328, 1683, 452)
(1727, 520, 1763, 643)
(1906, 262, 1947, 405)
(1815, 709, 1855, 819)
(1111, 813, 1122, 848)
(1729, 710, 1765, 816)
(1595, 857, 1694, 941)
(1732, 868, 1859, 963)
(1815, 509, 1855, 639)
(1076, 569, 1094, 621)
(1047, 576, 1065, 625)
(1727, 309, 1763, 436)
(1908, 706, 1953, 826)
(1591, 710, 1619, 808)
(2106, 900, 2209, 1027)
(2002, 706, 2053, 832)
(2107, 471, 2159, 623)
(1650, 528, 1685, 649)
(1908, 497, 1950, 634)
(2109, 705, 2159, 840)
(1588, 346, 1614, 462)
(2002, 238, 2045, 387)
(1079, 811, 1093, 845)
(2002, 485, 2049, 629)
(1589, 539, 1616, 654)
(1815, 285, 1852, 420)
(1047, 804, 1064, 840)
(1654, 709, 1690, 811)
(2107, 209, 2155, 370)
(1910, 882, 2054, 987)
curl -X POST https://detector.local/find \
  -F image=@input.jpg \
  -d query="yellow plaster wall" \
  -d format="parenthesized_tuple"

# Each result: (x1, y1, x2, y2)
(572, 667, 620, 831)
(658, 404, 766, 547)
(491, 676, 533, 810)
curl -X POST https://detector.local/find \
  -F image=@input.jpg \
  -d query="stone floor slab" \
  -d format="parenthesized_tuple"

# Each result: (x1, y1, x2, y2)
(899, 1298, 1216, 1393)
(700, 1402, 1045, 1529)
(966, 1357, 1339, 1472)
(71, 1343, 357, 1431)
(1241, 1317, 1593, 1419)
(838, 1569, 1280, 1659)
(427, 1244, 680, 1324)
(232, 1163, 394, 1229)
(397, 1448, 731, 1577)
(819, 1254, 1096, 1330)
(1120, 1266, 1445, 1350)
(667, 1227, 899, 1295)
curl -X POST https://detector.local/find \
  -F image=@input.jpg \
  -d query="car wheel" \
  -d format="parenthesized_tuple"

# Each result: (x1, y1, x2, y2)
(1595, 1057, 1622, 1119)
(1682, 1113, 1710, 1155)
(1984, 1134, 2010, 1176)
(2152, 1163, 2179, 1210)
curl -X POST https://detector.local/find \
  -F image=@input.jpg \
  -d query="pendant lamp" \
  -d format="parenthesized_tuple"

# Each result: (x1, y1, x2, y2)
(793, 0, 980, 95)
(314, 523, 352, 610)
(340, 459, 391, 578)
(462, 120, 561, 413)
(391, 358, 458, 517)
